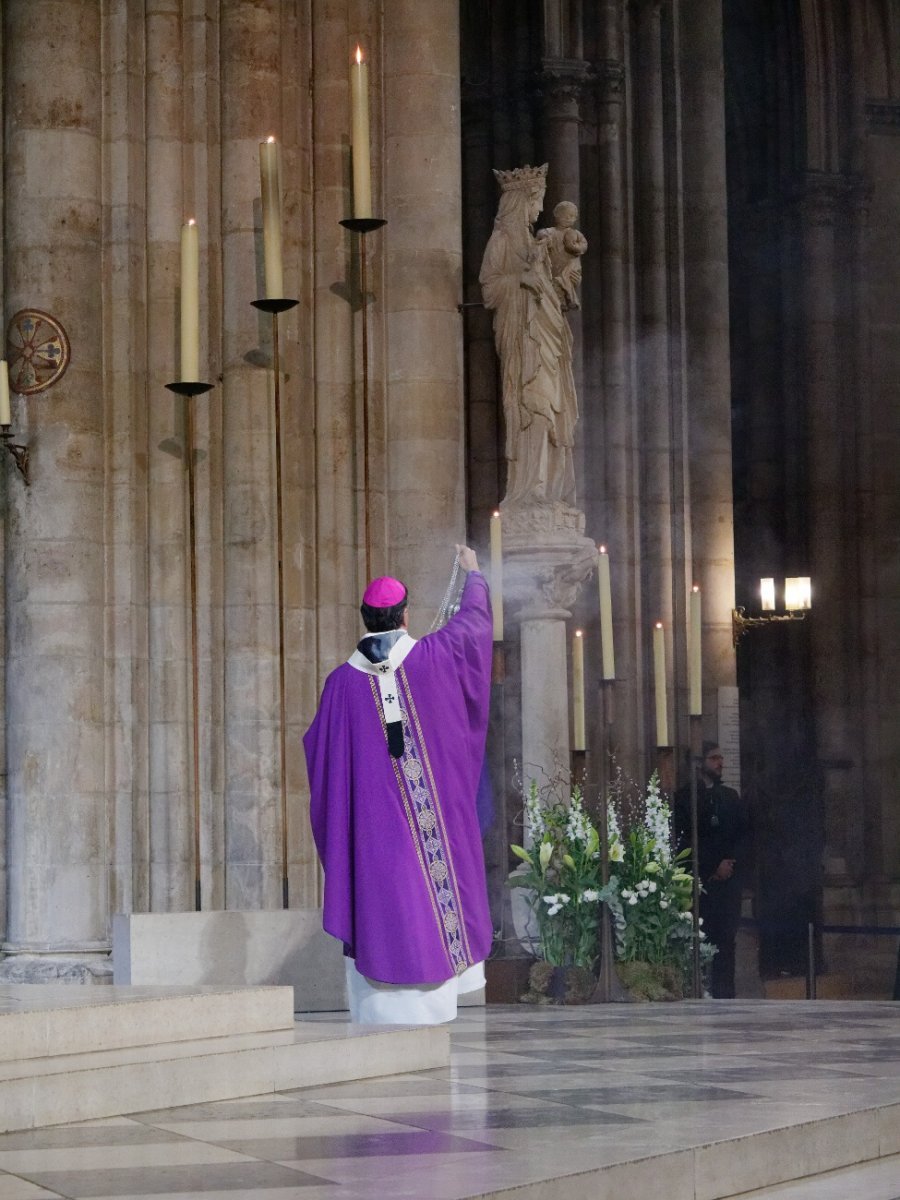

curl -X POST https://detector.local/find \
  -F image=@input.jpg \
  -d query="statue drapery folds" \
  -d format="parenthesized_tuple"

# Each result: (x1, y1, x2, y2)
(479, 164, 586, 510)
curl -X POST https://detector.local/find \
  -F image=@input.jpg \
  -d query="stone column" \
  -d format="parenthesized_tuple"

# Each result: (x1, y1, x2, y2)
(538, 65, 587, 216)
(537, 34, 587, 495)
(460, 23, 502, 535)
(383, 0, 466, 616)
(504, 520, 596, 793)
(219, 4, 284, 910)
(1, 1, 109, 979)
(678, 0, 737, 708)
(143, 3, 224, 913)
(521, 615, 570, 776)
(588, 4, 644, 772)
(802, 175, 864, 882)
(633, 0, 677, 756)
(103, 2, 151, 922)
(143, 4, 196, 913)
(855, 106, 900, 887)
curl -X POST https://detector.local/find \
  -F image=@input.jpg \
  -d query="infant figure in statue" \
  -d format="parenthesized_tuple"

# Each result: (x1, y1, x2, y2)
(537, 201, 588, 312)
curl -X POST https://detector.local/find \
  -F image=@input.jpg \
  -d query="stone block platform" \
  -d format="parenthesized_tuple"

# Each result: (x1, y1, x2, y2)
(113, 910, 487, 1014)
(112, 910, 348, 1011)
(0, 984, 449, 1134)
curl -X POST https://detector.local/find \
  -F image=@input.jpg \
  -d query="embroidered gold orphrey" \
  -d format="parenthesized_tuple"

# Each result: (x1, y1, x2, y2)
(369, 668, 473, 976)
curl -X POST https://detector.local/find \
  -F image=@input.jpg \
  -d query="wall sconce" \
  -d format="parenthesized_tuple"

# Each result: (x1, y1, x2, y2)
(0, 361, 29, 485)
(733, 576, 811, 646)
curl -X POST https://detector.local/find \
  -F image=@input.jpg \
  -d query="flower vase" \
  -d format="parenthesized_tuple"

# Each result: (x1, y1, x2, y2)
(520, 961, 598, 1005)
(615, 960, 684, 1002)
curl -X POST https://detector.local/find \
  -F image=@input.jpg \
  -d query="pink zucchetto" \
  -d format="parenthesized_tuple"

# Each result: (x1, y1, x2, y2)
(362, 576, 407, 608)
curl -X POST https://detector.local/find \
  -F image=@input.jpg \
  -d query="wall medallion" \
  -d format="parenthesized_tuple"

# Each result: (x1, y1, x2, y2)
(6, 309, 71, 394)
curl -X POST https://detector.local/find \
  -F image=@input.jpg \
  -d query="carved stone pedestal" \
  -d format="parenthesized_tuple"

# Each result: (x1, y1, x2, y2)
(502, 502, 596, 793)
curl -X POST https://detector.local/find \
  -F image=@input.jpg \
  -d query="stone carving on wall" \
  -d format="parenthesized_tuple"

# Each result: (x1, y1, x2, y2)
(6, 309, 71, 394)
(479, 164, 587, 517)
(516, 539, 599, 619)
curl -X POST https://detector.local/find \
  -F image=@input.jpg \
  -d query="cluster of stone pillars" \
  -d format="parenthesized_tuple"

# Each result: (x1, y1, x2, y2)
(461, 0, 738, 920)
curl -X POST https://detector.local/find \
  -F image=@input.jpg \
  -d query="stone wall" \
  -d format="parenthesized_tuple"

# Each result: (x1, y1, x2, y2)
(0, 0, 465, 973)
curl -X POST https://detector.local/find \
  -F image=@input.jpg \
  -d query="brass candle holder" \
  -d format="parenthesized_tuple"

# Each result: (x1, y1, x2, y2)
(166, 379, 213, 913)
(595, 677, 630, 1002)
(251, 296, 299, 910)
(0, 426, 29, 485)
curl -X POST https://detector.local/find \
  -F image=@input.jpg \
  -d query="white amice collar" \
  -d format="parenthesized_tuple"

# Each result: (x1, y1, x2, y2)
(348, 633, 417, 739)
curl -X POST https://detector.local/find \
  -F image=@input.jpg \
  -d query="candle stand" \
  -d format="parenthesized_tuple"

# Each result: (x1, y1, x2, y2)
(596, 678, 629, 1002)
(339, 217, 386, 579)
(166, 379, 213, 912)
(655, 744, 676, 795)
(688, 714, 703, 998)
(571, 748, 587, 785)
(252, 297, 300, 910)
(0, 427, 29, 485)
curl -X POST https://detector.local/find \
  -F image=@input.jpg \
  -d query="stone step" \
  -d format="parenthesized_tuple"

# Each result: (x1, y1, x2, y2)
(0, 983, 293, 1060)
(723, 1152, 900, 1199)
(112, 910, 349, 1012)
(0, 985, 448, 1134)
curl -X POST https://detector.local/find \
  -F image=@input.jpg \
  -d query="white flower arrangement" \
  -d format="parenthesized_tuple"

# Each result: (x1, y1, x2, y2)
(598, 770, 714, 982)
(509, 775, 603, 968)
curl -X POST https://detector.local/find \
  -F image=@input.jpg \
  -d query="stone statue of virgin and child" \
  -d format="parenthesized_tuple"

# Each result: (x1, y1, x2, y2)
(479, 163, 587, 516)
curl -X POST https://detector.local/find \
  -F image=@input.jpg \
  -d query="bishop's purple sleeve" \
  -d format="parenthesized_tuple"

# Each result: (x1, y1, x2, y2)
(426, 570, 493, 736)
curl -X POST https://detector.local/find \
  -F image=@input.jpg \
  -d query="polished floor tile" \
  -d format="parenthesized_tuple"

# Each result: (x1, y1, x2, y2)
(14, 1161, 332, 1197)
(0, 1176, 65, 1200)
(2, 1001, 899, 1199)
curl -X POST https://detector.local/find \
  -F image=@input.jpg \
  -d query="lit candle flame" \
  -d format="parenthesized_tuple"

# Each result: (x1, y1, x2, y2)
(599, 544, 607, 554)
(267, 135, 276, 144)
(355, 45, 363, 65)
(655, 621, 663, 629)
(692, 584, 700, 593)
(187, 217, 196, 226)
(575, 629, 583, 638)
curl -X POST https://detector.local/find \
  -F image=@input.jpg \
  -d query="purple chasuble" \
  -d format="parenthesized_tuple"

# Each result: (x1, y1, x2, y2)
(304, 571, 493, 985)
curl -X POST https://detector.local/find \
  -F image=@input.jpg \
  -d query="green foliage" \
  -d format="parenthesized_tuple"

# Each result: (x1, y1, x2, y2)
(601, 769, 716, 986)
(507, 779, 602, 968)
(508, 767, 713, 990)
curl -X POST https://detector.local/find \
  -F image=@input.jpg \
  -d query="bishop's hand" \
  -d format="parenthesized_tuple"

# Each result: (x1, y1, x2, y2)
(456, 544, 478, 573)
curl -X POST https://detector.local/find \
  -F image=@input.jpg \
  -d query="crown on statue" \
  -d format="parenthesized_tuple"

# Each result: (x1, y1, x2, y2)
(493, 163, 548, 194)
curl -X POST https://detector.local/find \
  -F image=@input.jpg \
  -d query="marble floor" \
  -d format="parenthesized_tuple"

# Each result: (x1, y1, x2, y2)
(0, 1000, 898, 1199)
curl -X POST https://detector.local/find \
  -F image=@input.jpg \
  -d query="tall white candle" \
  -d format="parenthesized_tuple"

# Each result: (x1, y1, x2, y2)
(350, 46, 372, 218)
(0, 361, 10, 427)
(490, 510, 503, 641)
(653, 622, 669, 747)
(689, 586, 702, 717)
(573, 630, 586, 751)
(259, 136, 284, 299)
(180, 219, 200, 382)
(597, 545, 615, 680)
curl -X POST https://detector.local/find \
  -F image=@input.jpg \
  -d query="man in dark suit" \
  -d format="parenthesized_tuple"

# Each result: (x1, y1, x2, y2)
(675, 743, 750, 998)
